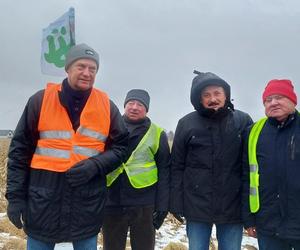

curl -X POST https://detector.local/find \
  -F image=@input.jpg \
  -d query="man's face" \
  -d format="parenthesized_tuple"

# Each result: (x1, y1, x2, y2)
(264, 95, 296, 122)
(200, 85, 226, 110)
(67, 59, 97, 91)
(124, 100, 147, 121)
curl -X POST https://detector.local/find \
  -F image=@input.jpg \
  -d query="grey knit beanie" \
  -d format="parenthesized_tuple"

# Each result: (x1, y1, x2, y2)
(124, 89, 150, 111)
(65, 43, 99, 71)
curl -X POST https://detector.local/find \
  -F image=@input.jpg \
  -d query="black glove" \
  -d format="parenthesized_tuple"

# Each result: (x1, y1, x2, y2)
(153, 211, 168, 230)
(7, 203, 25, 229)
(66, 159, 100, 187)
(172, 213, 184, 224)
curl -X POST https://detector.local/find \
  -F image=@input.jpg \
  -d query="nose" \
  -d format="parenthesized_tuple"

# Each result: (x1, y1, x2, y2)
(270, 98, 279, 105)
(210, 96, 217, 102)
(82, 67, 90, 76)
(131, 103, 139, 109)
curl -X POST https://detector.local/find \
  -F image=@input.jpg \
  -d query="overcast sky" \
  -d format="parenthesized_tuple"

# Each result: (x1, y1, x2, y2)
(1, 0, 300, 131)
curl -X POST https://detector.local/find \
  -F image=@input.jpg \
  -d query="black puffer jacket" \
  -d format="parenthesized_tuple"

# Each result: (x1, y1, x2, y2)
(170, 72, 252, 223)
(6, 80, 128, 242)
(242, 112, 300, 239)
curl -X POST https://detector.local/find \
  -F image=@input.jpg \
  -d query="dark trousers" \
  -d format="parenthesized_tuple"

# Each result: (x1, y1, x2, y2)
(258, 233, 300, 250)
(102, 206, 155, 250)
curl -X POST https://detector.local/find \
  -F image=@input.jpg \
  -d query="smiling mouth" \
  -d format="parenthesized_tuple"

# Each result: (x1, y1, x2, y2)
(270, 108, 281, 112)
(79, 79, 90, 83)
(209, 104, 219, 108)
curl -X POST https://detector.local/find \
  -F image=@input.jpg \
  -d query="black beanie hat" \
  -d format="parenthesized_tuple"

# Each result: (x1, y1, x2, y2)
(124, 89, 150, 111)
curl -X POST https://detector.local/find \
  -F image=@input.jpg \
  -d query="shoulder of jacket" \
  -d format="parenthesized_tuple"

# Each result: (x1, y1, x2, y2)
(179, 111, 200, 122)
(28, 89, 45, 105)
(232, 109, 250, 117)
(150, 122, 164, 133)
(92, 87, 109, 97)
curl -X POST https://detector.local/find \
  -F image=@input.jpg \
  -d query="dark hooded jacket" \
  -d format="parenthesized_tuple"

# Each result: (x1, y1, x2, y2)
(170, 72, 253, 223)
(242, 112, 300, 239)
(5, 79, 129, 243)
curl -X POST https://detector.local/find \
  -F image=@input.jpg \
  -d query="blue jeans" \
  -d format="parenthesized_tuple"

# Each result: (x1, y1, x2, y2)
(27, 235, 97, 250)
(258, 233, 300, 250)
(186, 221, 242, 250)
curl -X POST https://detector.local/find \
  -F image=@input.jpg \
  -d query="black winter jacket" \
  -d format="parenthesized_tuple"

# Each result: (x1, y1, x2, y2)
(5, 80, 128, 242)
(242, 112, 300, 239)
(170, 109, 252, 223)
(105, 116, 170, 213)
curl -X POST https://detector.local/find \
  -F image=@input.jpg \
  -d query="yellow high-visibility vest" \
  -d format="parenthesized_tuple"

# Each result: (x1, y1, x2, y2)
(248, 117, 267, 212)
(107, 123, 163, 188)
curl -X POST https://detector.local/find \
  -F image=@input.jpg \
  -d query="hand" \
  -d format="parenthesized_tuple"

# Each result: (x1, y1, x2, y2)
(7, 203, 25, 229)
(246, 227, 257, 238)
(66, 159, 100, 187)
(153, 211, 168, 230)
(171, 213, 184, 224)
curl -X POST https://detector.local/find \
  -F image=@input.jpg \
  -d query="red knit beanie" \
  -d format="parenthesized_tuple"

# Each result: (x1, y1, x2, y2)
(262, 79, 297, 105)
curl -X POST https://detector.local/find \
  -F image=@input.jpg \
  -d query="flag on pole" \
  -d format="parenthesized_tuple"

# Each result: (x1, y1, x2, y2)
(41, 7, 75, 76)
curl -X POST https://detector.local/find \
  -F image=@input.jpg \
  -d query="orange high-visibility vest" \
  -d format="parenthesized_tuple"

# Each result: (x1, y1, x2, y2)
(30, 83, 110, 172)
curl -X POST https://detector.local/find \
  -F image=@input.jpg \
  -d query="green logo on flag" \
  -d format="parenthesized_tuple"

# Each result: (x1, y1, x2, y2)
(44, 26, 73, 68)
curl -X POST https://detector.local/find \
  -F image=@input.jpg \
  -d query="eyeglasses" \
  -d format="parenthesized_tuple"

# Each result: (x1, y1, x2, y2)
(264, 95, 285, 104)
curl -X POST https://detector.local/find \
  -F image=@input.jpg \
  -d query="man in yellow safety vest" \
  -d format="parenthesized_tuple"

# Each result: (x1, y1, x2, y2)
(243, 79, 300, 250)
(103, 89, 170, 250)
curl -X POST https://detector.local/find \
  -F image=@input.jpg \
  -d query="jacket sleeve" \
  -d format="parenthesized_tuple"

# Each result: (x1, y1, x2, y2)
(244, 113, 254, 129)
(154, 131, 170, 212)
(169, 119, 186, 214)
(5, 90, 43, 206)
(92, 100, 128, 175)
(241, 125, 256, 229)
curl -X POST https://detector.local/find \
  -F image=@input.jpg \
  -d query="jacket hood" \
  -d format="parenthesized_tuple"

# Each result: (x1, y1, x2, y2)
(190, 71, 234, 115)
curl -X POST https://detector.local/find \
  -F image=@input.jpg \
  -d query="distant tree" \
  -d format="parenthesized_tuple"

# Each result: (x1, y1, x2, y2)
(167, 130, 174, 141)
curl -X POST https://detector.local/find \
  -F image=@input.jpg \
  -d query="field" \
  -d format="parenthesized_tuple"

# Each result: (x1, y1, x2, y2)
(0, 139, 257, 250)
(0, 139, 26, 249)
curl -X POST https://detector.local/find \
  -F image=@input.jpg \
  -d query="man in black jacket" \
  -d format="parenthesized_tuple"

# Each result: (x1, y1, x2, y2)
(170, 71, 252, 250)
(5, 43, 128, 250)
(243, 79, 300, 250)
(102, 89, 170, 250)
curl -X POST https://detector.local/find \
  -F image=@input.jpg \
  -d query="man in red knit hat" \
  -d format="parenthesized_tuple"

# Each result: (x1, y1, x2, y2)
(242, 79, 300, 250)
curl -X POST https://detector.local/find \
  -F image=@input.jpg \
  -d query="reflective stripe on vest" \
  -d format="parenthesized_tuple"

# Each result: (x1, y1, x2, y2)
(35, 147, 70, 159)
(106, 123, 163, 188)
(40, 130, 72, 139)
(77, 126, 107, 142)
(248, 117, 267, 213)
(31, 83, 110, 172)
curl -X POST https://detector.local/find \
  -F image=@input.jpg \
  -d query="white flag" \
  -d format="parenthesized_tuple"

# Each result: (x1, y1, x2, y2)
(41, 8, 75, 76)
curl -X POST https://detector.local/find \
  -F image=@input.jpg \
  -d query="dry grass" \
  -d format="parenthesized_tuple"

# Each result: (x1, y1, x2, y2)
(0, 217, 26, 239)
(243, 245, 258, 250)
(0, 236, 26, 250)
(0, 139, 26, 250)
(0, 138, 10, 213)
(163, 242, 188, 250)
